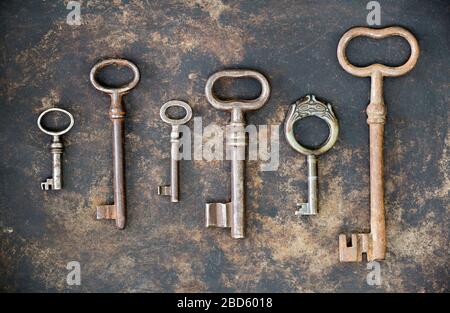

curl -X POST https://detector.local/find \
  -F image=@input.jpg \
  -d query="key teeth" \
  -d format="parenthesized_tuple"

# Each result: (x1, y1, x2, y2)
(206, 202, 232, 228)
(41, 178, 53, 190)
(339, 233, 370, 262)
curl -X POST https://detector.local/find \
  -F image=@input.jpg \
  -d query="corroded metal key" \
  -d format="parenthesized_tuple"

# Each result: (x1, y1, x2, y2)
(90, 58, 140, 229)
(37, 108, 74, 190)
(158, 100, 192, 202)
(284, 95, 339, 215)
(205, 69, 270, 239)
(337, 26, 419, 261)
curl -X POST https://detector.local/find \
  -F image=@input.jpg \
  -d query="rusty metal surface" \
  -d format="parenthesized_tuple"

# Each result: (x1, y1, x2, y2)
(0, 0, 448, 292)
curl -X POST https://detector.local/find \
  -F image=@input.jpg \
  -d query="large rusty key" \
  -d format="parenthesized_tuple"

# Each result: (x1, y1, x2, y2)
(90, 58, 140, 229)
(204, 69, 270, 239)
(337, 27, 419, 261)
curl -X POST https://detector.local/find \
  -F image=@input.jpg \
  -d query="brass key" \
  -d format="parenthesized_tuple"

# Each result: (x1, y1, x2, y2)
(337, 26, 419, 261)
(90, 58, 140, 229)
(204, 69, 270, 239)
(284, 95, 339, 215)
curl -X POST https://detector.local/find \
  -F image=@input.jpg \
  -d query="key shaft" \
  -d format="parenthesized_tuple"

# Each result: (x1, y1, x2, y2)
(296, 155, 318, 215)
(50, 135, 63, 190)
(158, 100, 192, 203)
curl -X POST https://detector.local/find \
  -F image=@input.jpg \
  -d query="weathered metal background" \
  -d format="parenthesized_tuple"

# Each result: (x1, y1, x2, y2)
(0, 0, 448, 292)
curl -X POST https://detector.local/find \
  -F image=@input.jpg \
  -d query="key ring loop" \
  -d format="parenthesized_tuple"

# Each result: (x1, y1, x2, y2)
(160, 100, 192, 125)
(337, 26, 420, 78)
(90, 58, 140, 95)
(284, 95, 339, 156)
(205, 69, 270, 112)
(37, 108, 74, 137)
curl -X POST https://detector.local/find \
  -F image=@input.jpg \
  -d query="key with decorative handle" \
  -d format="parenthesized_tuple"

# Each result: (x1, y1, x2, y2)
(337, 26, 419, 261)
(90, 58, 140, 229)
(204, 69, 270, 239)
(37, 108, 74, 190)
(158, 100, 192, 202)
(284, 95, 339, 215)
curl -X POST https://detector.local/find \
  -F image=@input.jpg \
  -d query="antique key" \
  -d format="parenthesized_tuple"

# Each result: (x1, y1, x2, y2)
(158, 100, 193, 202)
(284, 95, 339, 215)
(37, 108, 74, 190)
(90, 58, 140, 229)
(205, 69, 270, 239)
(337, 27, 419, 261)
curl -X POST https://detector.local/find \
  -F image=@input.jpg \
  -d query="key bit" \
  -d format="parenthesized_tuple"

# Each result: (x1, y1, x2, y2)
(41, 178, 54, 190)
(158, 100, 192, 203)
(37, 108, 74, 191)
(284, 95, 339, 216)
(206, 202, 232, 228)
(158, 185, 171, 197)
(295, 203, 312, 216)
(90, 58, 140, 229)
(337, 26, 419, 261)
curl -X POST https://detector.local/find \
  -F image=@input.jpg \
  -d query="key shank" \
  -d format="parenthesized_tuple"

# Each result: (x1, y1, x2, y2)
(97, 92, 127, 229)
(339, 75, 386, 261)
(296, 155, 318, 215)
(41, 135, 64, 190)
(50, 135, 64, 190)
(158, 125, 181, 202)
(228, 113, 246, 238)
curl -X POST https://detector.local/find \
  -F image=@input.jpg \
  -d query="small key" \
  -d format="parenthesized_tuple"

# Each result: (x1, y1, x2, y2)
(204, 69, 271, 239)
(337, 27, 419, 262)
(285, 95, 339, 215)
(90, 58, 140, 229)
(158, 100, 192, 202)
(37, 108, 74, 190)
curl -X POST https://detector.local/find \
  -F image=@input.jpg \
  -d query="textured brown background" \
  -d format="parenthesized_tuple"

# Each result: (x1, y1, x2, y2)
(0, 0, 448, 292)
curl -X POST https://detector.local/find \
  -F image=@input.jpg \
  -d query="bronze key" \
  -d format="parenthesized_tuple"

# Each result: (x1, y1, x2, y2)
(337, 27, 419, 261)
(90, 58, 140, 229)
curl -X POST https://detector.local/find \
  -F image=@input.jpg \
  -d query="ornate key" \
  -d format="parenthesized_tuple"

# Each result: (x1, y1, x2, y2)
(90, 58, 140, 229)
(37, 108, 74, 190)
(158, 100, 192, 202)
(204, 69, 270, 239)
(284, 95, 339, 215)
(337, 26, 419, 261)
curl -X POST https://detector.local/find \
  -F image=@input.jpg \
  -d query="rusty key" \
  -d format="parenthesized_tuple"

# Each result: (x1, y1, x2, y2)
(337, 27, 419, 261)
(90, 58, 140, 229)
(205, 69, 270, 239)
(158, 100, 192, 202)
